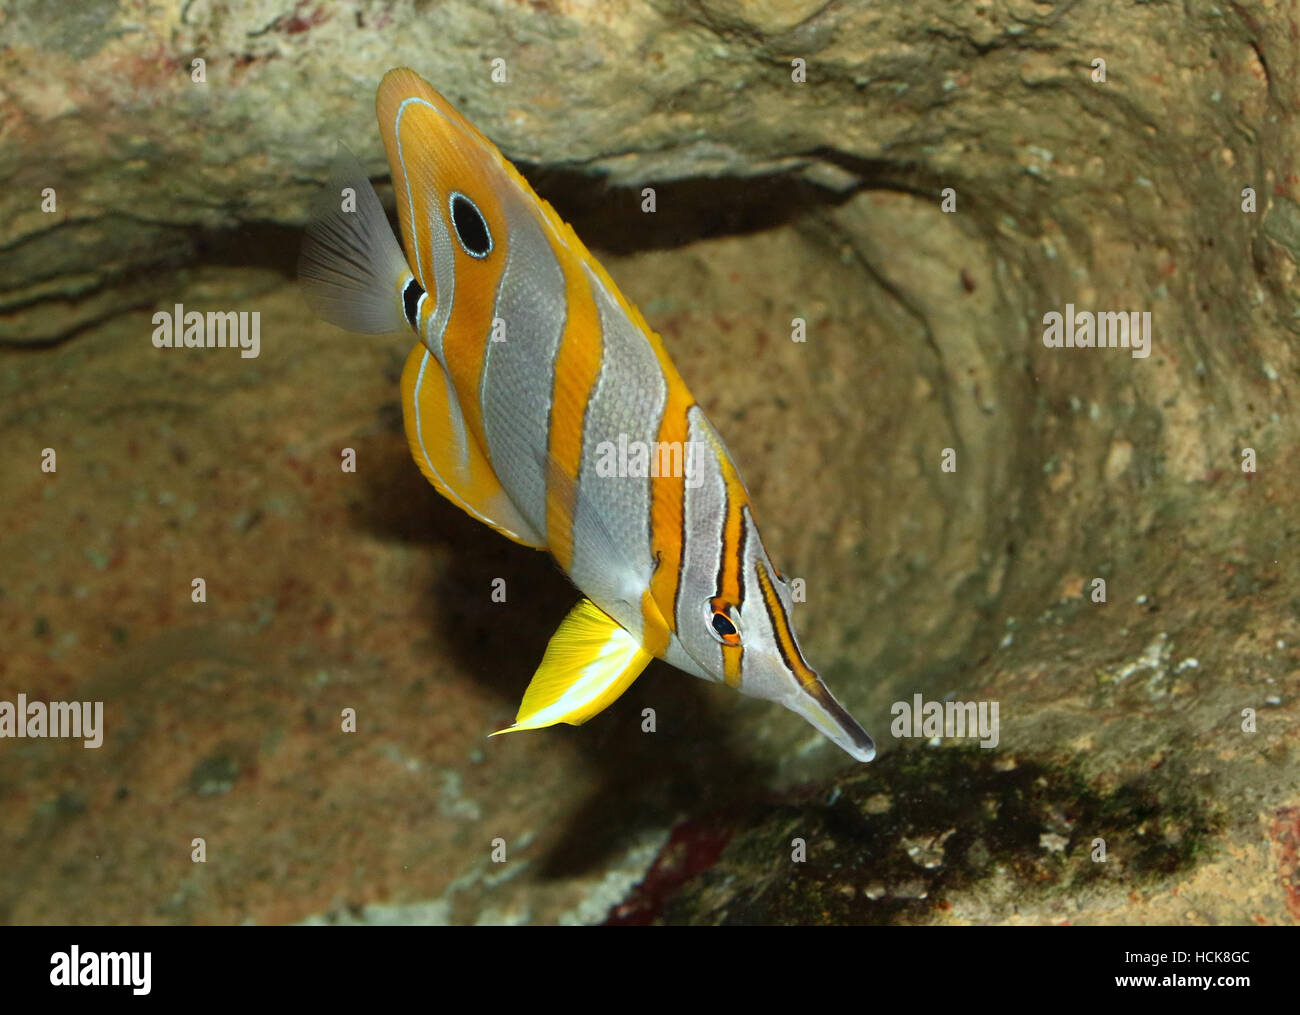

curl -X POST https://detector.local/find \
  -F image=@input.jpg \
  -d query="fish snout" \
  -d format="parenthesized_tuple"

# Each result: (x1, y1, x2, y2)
(781, 674, 877, 763)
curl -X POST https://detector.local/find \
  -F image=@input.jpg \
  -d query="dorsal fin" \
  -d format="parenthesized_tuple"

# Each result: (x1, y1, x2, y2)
(400, 343, 546, 548)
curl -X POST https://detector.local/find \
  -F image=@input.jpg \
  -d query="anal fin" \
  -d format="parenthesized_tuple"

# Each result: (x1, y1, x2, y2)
(490, 598, 652, 735)
(401, 344, 546, 548)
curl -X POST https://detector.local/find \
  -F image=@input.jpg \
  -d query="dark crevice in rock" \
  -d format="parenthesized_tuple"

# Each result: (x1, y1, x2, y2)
(517, 161, 874, 253)
(0, 165, 899, 344)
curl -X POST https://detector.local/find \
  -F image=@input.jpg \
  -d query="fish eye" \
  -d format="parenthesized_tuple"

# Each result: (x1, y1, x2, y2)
(706, 598, 741, 646)
(449, 191, 492, 258)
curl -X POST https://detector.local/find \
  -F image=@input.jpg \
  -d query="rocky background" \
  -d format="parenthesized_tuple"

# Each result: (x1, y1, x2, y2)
(1, 0, 1297, 924)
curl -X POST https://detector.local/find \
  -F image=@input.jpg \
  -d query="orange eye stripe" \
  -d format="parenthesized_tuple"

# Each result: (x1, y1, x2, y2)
(709, 597, 741, 645)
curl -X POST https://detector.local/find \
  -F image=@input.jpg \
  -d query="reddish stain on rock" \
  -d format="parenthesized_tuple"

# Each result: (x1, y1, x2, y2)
(1269, 806, 1300, 922)
(279, 3, 332, 35)
(604, 818, 734, 925)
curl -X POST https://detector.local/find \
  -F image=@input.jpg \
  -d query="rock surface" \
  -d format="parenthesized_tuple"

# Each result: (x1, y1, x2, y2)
(0, 1, 1297, 924)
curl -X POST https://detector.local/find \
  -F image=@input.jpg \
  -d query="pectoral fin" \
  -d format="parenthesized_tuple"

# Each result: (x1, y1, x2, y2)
(490, 598, 652, 735)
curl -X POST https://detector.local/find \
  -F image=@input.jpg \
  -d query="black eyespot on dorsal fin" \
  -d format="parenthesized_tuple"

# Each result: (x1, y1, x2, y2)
(449, 192, 492, 258)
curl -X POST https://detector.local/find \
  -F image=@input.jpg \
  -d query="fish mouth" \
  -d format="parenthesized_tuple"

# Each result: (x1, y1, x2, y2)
(788, 678, 877, 763)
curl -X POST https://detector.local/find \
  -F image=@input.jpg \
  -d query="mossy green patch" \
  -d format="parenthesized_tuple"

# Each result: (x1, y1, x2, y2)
(661, 744, 1225, 925)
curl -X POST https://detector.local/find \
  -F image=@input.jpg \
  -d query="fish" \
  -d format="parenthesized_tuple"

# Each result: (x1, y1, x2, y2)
(299, 67, 876, 762)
